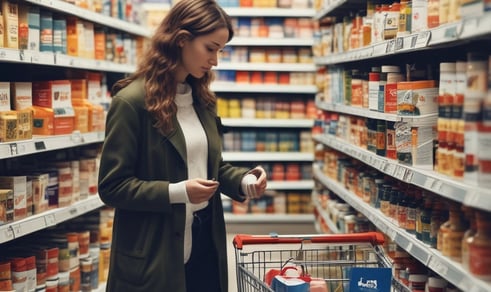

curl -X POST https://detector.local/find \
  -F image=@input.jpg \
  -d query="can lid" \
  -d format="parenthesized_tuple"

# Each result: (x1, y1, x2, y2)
(440, 62, 456, 72)
(381, 65, 400, 73)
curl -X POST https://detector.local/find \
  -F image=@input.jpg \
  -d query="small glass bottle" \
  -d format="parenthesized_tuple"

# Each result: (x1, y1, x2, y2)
(420, 195, 433, 245)
(461, 206, 476, 270)
(441, 202, 467, 261)
(469, 210, 491, 281)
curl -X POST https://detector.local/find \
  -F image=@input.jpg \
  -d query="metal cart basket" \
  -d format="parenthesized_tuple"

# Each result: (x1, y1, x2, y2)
(233, 232, 393, 292)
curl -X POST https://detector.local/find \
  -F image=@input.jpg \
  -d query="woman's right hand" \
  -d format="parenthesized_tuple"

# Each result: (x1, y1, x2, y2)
(185, 178, 219, 204)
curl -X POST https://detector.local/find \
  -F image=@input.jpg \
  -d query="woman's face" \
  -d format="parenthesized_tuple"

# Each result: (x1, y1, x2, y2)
(177, 27, 229, 82)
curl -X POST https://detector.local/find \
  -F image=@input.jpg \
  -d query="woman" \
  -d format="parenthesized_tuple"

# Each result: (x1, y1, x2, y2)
(97, 1, 267, 291)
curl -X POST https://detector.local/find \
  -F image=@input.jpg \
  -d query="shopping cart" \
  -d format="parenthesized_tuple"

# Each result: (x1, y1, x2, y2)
(233, 232, 393, 292)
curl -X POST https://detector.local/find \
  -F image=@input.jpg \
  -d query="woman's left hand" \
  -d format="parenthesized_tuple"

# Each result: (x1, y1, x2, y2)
(244, 166, 268, 199)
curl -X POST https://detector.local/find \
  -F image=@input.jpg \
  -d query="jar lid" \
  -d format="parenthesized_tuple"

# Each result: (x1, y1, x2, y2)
(456, 61, 466, 72)
(408, 274, 428, 281)
(440, 62, 456, 72)
(381, 65, 400, 73)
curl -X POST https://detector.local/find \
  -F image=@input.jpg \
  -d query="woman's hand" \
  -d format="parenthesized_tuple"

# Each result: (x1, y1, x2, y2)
(185, 178, 219, 204)
(243, 166, 268, 199)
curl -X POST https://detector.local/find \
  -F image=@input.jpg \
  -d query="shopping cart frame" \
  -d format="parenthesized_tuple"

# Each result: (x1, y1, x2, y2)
(233, 232, 393, 292)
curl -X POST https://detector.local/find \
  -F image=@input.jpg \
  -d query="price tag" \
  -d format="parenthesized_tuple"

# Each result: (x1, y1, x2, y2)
(45, 214, 56, 227)
(34, 141, 46, 151)
(8, 143, 19, 156)
(386, 227, 397, 241)
(428, 257, 449, 277)
(31, 51, 40, 63)
(71, 131, 83, 144)
(411, 31, 431, 48)
(424, 177, 435, 189)
(69, 207, 78, 216)
(395, 37, 404, 51)
(394, 167, 406, 180)
(444, 25, 459, 39)
(386, 39, 396, 53)
(3, 227, 14, 241)
(0, 49, 7, 59)
(432, 180, 443, 192)
(12, 224, 22, 237)
(384, 163, 396, 176)
(404, 170, 414, 182)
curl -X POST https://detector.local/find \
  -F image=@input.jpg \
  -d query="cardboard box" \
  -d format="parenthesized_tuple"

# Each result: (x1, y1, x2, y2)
(32, 80, 75, 135)
(11, 82, 33, 110)
(0, 82, 11, 111)
(0, 189, 14, 225)
(27, 173, 49, 215)
(18, 3, 29, 50)
(0, 176, 27, 221)
(28, 5, 40, 51)
(2, 0, 19, 49)
(16, 108, 33, 140)
(66, 16, 84, 57)
(0, 111, 18, 142)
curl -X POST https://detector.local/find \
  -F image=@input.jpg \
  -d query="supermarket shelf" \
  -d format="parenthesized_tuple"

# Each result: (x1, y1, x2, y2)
(25, 0, 152, 37)
(224, 213, 314, 224)
(313, 166, 491, 292)
(0, 48, 136, 73)
(228, 37, 314, 46)
(220, 181, 312, 194)
(267, 180, 314, 190)
(221, 118, 313, 128)
(314, 134, 491, 212)
(313, 201, 339, 233)
(314, 12, 491, 65)
(316, 100, 438, 125)
(215, 62, 316, 72)
(224, 7, 315, 17)
(211, 82, 318, 93)
(223, 151, 314, 162)
(0, 131, 105, 159)
(0, 196, 104, 244)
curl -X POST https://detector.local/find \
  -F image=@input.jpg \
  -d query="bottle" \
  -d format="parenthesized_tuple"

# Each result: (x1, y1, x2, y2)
(430, 200, 447, 248)
(440, 202, 467, 261)
(469, 210, 491, 280)
(397, 189, 409, 229)
(420, 195, 433, 245)
(405, 188, 420, 234)
(461, 206, 476, 270)
(379, 184, 392, 217)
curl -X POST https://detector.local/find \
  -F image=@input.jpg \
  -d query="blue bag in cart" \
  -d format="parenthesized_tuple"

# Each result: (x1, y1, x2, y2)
(348, 267, 392, 292)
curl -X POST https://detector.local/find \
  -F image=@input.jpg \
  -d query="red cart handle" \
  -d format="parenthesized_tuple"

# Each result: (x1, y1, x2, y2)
(233, 232, 385, 249)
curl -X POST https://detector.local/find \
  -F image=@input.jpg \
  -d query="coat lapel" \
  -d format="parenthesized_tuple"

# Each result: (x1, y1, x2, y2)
(165, 116, 187, 164)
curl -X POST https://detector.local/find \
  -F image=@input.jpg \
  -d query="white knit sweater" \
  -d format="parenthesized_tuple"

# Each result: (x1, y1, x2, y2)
(168, 82, 209, 263)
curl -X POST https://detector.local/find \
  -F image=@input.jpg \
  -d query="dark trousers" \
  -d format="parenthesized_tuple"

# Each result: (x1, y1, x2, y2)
(185, 204, 222, 292)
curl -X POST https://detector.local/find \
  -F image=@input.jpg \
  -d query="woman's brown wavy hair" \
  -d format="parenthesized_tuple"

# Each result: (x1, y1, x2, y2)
(111, 0, 234, 135)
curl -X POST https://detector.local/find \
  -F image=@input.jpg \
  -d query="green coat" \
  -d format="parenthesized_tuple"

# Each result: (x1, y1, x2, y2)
(98, 79, 248, 292)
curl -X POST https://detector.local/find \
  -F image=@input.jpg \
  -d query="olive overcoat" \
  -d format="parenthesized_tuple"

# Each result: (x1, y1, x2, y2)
(98, 78, 249, 291)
